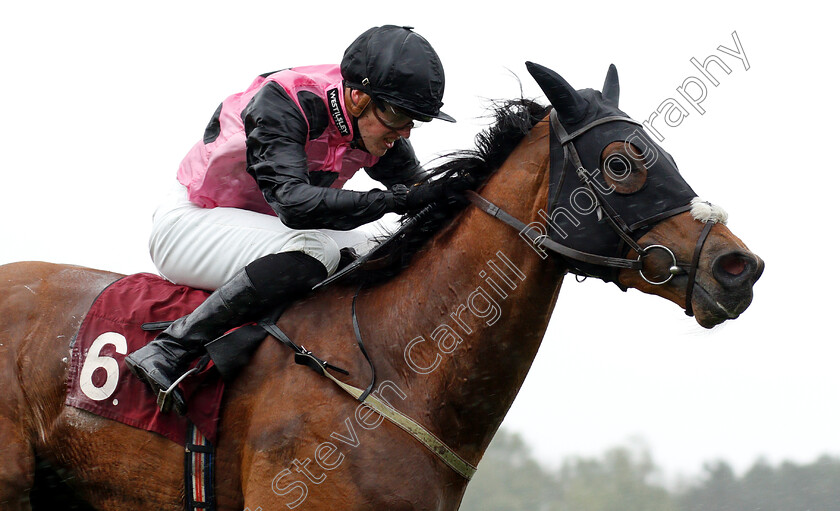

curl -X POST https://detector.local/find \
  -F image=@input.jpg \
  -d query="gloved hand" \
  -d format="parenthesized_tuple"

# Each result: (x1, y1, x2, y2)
(394, 174, 476, 214)
(337, 247, 359, 271)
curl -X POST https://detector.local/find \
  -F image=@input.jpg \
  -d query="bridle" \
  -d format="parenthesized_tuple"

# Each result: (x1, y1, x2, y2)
(467, 109, 718, 317)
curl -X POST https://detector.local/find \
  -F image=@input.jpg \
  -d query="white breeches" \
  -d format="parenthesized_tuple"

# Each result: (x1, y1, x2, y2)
(149, 182, 379, 290)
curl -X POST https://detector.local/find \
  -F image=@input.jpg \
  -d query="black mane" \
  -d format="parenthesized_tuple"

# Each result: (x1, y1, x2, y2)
(347, 98, 551, 286)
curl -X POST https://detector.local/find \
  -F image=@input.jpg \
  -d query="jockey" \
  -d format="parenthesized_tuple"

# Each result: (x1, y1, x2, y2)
(125, 25, 471, 415)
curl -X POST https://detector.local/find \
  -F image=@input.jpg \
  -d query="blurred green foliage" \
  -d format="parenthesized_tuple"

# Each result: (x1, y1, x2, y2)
(460, 429, 840, 511)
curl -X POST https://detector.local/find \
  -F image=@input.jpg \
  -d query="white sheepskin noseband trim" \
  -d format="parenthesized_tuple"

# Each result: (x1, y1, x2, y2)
(690, 197, 728, 225)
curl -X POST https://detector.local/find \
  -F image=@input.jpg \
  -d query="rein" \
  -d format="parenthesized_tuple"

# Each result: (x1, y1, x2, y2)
(467, 191, 640, 270)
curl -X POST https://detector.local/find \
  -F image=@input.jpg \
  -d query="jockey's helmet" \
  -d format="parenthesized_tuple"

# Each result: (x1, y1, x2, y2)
(341, 25, 455, 123)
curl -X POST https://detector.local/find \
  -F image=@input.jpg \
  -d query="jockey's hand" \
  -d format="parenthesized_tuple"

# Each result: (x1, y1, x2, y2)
(396, 174, 476, 213)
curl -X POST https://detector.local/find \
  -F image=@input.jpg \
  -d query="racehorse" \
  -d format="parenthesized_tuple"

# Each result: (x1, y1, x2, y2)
(0, 62, 763, 510)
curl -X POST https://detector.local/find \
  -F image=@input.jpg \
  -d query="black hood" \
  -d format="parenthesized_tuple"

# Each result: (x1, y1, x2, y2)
(528, 61, 697, 282)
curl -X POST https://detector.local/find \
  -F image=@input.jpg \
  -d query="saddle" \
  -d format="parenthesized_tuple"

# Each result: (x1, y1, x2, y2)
(65, 273, 226, 445)
(65, 249, 367, 444)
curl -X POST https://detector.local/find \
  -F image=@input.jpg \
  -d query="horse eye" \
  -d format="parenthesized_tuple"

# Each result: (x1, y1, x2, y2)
(606, 154, 631, 179)
(600, 142, 647, 194)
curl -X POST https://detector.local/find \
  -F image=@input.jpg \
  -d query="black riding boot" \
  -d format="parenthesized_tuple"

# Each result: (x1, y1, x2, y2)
(124, 251, 328, 415)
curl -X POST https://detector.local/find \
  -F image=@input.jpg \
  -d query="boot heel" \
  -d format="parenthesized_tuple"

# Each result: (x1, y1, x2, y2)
(124, 355, 142, 379)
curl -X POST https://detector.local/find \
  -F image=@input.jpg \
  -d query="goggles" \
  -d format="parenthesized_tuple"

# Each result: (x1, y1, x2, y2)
(372, 100, 430, 131)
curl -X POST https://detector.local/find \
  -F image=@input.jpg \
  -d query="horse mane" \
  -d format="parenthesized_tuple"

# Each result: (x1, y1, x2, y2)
(347, 98, 551, 286)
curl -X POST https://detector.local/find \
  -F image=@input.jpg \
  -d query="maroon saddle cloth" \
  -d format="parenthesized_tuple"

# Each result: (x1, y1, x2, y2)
(65, 273, 225, 445)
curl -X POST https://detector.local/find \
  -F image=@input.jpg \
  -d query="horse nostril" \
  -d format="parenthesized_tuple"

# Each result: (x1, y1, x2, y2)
(719, 254, 747, 276)
(713, 252, 758, 286)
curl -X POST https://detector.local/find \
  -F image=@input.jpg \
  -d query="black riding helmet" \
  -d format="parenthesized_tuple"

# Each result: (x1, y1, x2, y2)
(341, 25, 455, 123)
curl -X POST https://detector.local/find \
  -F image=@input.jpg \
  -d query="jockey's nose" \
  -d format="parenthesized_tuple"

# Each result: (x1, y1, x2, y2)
(712, 251, 763, 288)
(395, 125, 412, 139)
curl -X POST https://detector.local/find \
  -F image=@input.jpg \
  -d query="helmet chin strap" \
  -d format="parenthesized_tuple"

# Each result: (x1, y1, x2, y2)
(345, 88, 372, 152)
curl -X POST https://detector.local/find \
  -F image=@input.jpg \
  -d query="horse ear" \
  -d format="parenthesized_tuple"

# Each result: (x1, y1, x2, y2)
(602, 64, 620, 106)
(526, 61, 588, 123)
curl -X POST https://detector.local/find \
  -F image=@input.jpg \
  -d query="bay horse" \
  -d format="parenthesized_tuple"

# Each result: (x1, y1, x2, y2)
(0, 62, 763, 510)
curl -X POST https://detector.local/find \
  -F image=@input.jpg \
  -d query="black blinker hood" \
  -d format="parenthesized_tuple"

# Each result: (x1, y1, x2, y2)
(529, 62, 697, 284)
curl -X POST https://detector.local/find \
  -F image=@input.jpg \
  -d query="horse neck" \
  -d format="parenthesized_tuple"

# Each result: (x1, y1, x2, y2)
(368, 120, 565, 462)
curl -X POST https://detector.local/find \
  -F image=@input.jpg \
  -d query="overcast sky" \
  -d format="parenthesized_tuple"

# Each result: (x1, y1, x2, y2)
(1, 1, 836, 483)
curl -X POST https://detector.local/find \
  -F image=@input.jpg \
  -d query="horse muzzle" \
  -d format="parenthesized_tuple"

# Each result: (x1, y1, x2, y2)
(690, 250, 764, 328)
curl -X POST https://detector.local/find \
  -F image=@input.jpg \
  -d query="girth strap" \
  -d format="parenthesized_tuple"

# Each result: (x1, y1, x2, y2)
(185, 423, 215, 511)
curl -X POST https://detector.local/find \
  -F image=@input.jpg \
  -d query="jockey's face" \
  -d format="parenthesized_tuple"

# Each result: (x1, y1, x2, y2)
(348, 89, 413, 157)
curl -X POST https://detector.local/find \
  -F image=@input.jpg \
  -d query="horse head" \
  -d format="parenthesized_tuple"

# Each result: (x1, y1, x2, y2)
(526, 61, 763, 328)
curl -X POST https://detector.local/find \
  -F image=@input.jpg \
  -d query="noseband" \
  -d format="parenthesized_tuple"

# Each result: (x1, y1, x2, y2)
(467, 109, 717, 317)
